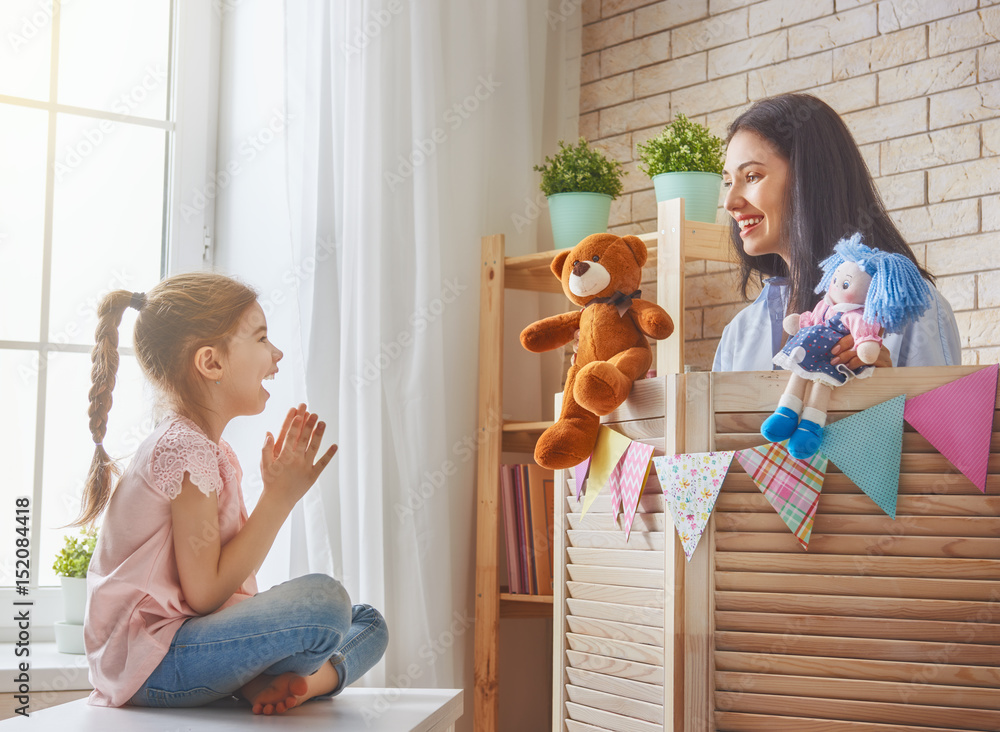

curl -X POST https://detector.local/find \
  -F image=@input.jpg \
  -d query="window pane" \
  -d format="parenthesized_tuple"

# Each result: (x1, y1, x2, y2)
(0, 349, 39, 586)
(0, 103, 47, 342)
(0, 0, 52, 102)
(57, 0, 171, 120)
(38, 351, 152, 586)
(49, 113, 164, 348)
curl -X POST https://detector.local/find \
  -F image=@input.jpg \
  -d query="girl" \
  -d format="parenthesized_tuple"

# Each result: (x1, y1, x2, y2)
(78, 272, 388, 714)
(713, 93, 961, 373)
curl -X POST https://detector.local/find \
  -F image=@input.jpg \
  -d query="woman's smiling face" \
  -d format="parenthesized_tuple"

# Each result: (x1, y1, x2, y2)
(723, 129, 791, 263)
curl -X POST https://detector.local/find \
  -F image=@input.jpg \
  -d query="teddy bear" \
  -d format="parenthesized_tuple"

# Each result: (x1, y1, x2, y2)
(520, 233, 674, 470)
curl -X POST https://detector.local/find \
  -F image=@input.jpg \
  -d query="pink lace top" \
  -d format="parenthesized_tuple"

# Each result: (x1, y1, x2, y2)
(85, 415, 258, 707)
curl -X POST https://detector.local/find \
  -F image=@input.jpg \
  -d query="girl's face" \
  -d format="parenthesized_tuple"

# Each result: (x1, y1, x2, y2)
(220, 302, 283, 416)
(723, 129, 790, 263)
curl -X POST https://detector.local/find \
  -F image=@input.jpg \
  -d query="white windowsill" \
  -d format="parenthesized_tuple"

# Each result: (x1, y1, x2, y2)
(0, 643, 92, 693)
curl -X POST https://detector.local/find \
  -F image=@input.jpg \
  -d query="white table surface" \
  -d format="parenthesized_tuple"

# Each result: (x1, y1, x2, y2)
(1, 687, 463, 731)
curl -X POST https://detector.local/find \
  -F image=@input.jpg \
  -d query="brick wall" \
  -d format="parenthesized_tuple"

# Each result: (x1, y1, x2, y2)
(580, 0, 1000, 369)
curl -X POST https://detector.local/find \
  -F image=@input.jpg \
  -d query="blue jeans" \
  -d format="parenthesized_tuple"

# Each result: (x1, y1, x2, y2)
(130, 574, 388, 707)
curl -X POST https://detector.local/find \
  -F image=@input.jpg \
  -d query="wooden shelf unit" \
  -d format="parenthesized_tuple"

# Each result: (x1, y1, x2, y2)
(472, 199, 732, 731)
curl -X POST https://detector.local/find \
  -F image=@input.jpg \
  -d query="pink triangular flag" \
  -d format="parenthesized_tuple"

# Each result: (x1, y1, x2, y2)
(573, 457, 591, 501)
(904, 364, 999, 492)
(610, 441, 655, 541)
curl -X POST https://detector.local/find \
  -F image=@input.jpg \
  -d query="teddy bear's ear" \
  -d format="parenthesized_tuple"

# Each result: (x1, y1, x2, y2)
(621, 235, 648, 268)
(551, 250, 571, 279)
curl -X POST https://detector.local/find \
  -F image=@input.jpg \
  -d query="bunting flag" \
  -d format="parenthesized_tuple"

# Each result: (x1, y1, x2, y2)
(580, 426, 632, 517)
(903, 364, 999, 492)
(736, 441, 827, 549)
(611, 441, 655, 541)
(654, 451, 735, 560)
(573, 457, 591, 501)
(820, 395, 907, 518)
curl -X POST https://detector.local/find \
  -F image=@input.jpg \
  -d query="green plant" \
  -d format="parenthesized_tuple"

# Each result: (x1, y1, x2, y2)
(636, 113, 725, 177)
(52, 528, 97, 579)
(534, 137, 626, 198)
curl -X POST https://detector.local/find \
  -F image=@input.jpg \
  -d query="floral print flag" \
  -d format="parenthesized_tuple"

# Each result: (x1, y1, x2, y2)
(653, 451, 735, 561)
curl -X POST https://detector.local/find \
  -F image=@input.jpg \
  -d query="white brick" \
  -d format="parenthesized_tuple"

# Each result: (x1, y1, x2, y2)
(581, 111, 600, 140)
(583, 0, 602, 25)
(672, 74, 748, 116)
(593, 132, 634, 163)
(602, 0, 662, 17)
(935, 274, 976, 311)
(672, 8, 749, 58)
(877, 0, 977, 33)
(959, 308, 1000, 348)
(978, 271, 1000, 309)
(859, 142, 880, 176)
(749, 0, 833, 35)
(620, 159, 649, 194)
(635, 53, 707, 97)
(881, 126, 982, 176)
(788, 6, 877, 58)
(705, 104, 749, 139)
(843, 97, 926, 146)
(832, 26, 925, 80)
(836, 0, 873, 9)
(708, 30, 787, 79)
(928, 6, 1000, 56)
(930, 81, 1000, 130)
(983, 43, 1000, 83)
(583, 14, 634, 55)
(747, 51, 834, 98)
(632, 187, 658, 220)
(889, 199, 979, 244)
(686, 270, 742, 309)
(878, 51, 978, 104)
(703, 302, 746, 338)
(684, 337, 722, 371)
(709, 0, 752, 14)
(926, 233, 1000, 277)
(581, 73, 634, 113)
(634, 0, 709, 34)
(684, 307, 703, 340)
(928, 157, 1000, 203)
(984, 195, 1000, 231)
(600, 92, 671, 137)
(810, 75, 877, 114)
(874, 170, 925, 209)
(983, 118, 1000, 157)
(609, 192, 632, 226)
(582, 52, 601, 84)
(601, 31, 671, 76)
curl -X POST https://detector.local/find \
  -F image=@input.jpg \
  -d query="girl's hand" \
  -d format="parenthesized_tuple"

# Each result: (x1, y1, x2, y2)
(261, 408, 338, 509)
(831, 334, 892, 369)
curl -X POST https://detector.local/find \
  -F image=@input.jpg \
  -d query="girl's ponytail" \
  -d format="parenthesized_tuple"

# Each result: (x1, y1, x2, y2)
(74, 290, 140, 527)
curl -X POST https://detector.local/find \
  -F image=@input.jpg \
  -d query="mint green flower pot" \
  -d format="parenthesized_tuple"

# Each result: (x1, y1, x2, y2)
(651, 171, 723, 223)
(546, 192, 613, 250)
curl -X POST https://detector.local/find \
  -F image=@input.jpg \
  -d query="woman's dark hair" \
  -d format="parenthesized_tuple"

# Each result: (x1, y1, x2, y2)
(726, 93, 934, 315)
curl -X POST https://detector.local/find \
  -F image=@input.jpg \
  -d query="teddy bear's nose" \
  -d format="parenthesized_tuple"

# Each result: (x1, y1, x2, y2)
(572, 261, 591, 277)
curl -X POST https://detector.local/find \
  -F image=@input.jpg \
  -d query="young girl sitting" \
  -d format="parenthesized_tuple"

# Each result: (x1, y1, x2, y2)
(79, 272, 388, 714)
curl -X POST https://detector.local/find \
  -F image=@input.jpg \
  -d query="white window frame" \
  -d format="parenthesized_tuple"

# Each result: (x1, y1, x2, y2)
(0, 0, 221, 642)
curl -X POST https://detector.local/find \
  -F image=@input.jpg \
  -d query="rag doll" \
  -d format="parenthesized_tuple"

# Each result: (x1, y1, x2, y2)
(761, 233, 932, 459)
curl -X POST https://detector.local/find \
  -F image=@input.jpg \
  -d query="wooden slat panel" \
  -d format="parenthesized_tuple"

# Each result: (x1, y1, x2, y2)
(714, 532, 998, 558)
(715, 492, 1000, 517)
(715, 612, 1000, 645)
(715, 651, 1000, 688)
(713, 552, 1000, 580)
(567, 615, 666, 647)
(566, 650, 665, 684)
(715, 431, 1000, 453)
(566, 684, 664, 724)
(569, 493, 664, 515)
(565, 720, 613, 732)
(715, 591, 1000, 622)
(567, 581, 664, 608)
(714, 512, 1000, 538)
(722, 472, 994, 494)
(568, 529, 665, 551)
(567, 547, 665, 570)
(567, 667, 663, 704)
(566, 598, 664, 627)
(598, 417, 665, 443)
(715, 711, 977, 732)
(567, 632, 665, 665)
(602, 377, 666, 423)
(567, 565, 665, 590)
(716, 691, 1000, 730)
(565, 701, 662, 732)
(715, 571, 999, 600)
(568, 511, 667, 533)
(715, 671, 1000, 710)
(715, 630, 999, 666)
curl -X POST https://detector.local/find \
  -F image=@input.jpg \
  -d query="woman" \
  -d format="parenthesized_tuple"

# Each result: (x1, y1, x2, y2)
(712, 93, 961, 373)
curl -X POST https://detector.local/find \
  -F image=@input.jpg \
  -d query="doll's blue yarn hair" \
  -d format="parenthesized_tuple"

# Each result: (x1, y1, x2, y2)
(815, 232, 932, 333)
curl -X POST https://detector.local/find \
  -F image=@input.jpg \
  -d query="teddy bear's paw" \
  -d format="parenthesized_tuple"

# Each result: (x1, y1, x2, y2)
(535, 420, 599, 470)
(574, 362, 631, 416)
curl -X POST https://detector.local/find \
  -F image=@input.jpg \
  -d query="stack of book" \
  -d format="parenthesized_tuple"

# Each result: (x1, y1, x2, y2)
(499, 463, 555, 595)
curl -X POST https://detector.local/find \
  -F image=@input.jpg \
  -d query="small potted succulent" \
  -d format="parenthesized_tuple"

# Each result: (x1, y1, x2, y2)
(636, 113, 726, 223)
(52, 528, 97, 654)
(534, 137, 626, 249)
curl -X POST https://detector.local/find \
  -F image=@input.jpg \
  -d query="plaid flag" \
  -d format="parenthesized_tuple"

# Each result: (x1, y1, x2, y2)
(735, 440, 828, 549)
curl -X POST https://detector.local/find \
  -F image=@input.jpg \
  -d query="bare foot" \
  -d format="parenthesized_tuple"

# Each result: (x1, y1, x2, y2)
(240, 662, 340, 715)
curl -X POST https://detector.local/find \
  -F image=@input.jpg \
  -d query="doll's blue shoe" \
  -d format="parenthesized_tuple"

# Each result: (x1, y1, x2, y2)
(788, 419, 824, 460)
(761, 407, 799, 443)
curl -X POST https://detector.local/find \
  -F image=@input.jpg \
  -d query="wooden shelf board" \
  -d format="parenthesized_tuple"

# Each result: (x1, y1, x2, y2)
(500, 592, 555, 619)
(503, 420, 553, 432)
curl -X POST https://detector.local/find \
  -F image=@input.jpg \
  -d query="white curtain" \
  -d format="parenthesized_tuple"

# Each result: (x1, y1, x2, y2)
(214, 1, 579, 725)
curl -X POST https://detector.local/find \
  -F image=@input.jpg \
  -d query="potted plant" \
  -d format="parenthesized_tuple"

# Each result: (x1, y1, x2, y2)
(52, 527, 97, 654)
(534, 137, 626, 249)
(636, 113, 726, 223)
